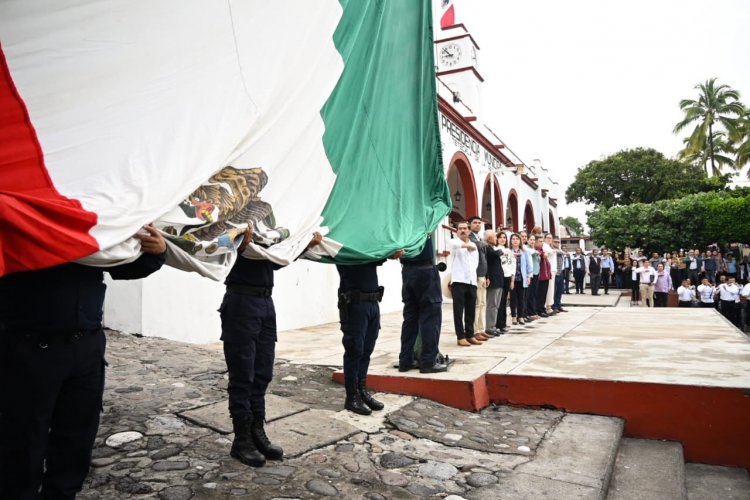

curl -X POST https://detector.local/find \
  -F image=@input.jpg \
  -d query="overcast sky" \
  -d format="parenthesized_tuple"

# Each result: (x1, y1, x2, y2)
(456, 0, 750, 224)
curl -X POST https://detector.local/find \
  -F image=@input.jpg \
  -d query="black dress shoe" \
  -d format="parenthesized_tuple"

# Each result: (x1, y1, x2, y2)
(420, 362, 448, 374)
(398, 364, 413, 372)
(539, 312, 549, 318)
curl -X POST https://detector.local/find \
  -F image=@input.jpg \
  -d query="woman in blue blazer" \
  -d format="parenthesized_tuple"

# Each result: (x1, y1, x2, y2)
(508, 233, 533, 325)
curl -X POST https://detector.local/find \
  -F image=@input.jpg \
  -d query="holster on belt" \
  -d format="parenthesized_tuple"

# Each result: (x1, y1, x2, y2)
(338, 289, 352, 321)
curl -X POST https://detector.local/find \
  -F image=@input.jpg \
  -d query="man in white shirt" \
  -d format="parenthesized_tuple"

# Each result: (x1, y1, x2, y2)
(449, 221, 481, 346)
(696, 278, 716, 308)
(676, 279, 695, 307)
(716, 277, 741, 326)
(635, 259, 657, 307)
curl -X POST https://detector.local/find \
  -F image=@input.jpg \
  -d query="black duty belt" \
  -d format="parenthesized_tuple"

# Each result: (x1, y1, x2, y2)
(358, 292, 381, 301)
(339, 287, 384, 303)
(227, 284, 273, 297)
(402, 263, 434, 270)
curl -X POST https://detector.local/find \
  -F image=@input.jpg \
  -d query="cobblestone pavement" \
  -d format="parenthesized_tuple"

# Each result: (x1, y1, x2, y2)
(80, 331, 568, 499)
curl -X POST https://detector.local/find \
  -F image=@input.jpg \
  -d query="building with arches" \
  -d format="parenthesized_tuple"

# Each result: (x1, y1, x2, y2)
(433, 11, 563, 256)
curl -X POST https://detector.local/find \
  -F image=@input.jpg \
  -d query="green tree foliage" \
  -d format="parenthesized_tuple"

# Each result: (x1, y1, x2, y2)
(587, 189, 750, 251)
(731, 107, 750, 178)
(674, 78, 744, 176)
(565, 148, 728, 209)
(559, 216, 584, 236)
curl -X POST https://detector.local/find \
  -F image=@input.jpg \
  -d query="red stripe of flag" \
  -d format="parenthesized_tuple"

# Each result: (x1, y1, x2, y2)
(0, 41, 99, 276)
(440, 4, 455, 29)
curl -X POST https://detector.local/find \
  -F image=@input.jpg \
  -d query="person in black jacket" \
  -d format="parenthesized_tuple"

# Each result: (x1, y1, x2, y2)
(398, 234, 447, 373)
(337, 248, 403, 415)
(0, 225, 167, 499)
(221, 224, 322, 468)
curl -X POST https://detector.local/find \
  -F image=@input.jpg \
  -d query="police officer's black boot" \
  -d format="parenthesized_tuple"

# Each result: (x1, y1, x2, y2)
(344, 382, 372, 415)
(358, 377, 384, 411)
(251, 414, 284, 460)
(230, 416, 266, 467)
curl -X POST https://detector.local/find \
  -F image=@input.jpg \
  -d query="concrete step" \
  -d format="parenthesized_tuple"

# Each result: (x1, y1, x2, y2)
(606, 438, 686, 500)
(685, 463, 750, 500)
(466, 413, 624, 499)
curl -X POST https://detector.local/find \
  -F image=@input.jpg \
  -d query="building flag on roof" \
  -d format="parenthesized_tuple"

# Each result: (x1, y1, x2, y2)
(440, 0, 456, 29)
(0, 0, 451, 279)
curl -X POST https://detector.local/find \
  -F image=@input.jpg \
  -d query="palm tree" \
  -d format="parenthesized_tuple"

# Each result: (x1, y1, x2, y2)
(731, 108, 750, 178)
(678, 132, 736, 175)
(674, 78, 744, 176)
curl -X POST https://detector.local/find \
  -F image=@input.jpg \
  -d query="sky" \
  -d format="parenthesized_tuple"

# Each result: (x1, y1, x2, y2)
(455, 0, 750, 225)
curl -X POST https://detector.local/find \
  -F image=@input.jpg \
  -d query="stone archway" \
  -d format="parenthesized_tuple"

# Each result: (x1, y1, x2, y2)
(523, 201, 535, 233)
(481, 174, 503, 230)
(505, 189, 519, 232)
(446, 151, 478, 222)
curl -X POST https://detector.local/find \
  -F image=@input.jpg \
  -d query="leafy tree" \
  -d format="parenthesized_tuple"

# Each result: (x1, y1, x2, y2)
(674, 78, 744, 176)
(559, 216, 584, 236)
(565, 147, 728, 209)
(587, 189, 750, 251)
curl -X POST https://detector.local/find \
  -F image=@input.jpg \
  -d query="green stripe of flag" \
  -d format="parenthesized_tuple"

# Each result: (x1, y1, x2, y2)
(320, 0, 451, 263)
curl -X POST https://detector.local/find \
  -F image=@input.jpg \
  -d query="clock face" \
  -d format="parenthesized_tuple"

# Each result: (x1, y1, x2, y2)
(439, 42, 462, 67)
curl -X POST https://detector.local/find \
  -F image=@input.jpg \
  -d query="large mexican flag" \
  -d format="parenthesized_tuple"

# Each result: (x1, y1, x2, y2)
(0, 0, 450, 278)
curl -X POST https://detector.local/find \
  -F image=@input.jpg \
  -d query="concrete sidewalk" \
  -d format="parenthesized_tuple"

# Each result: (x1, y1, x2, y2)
(78, 292, 750, 497)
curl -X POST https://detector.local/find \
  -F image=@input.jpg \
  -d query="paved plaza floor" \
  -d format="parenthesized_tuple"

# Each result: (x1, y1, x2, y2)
(79, 292, 750, 498)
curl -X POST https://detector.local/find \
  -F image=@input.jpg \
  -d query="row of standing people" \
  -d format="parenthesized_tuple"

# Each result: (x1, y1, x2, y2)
(449, 220, 570, 345)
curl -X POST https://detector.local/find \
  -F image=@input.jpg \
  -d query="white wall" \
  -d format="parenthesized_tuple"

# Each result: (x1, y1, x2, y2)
(103, 276, 143, 333)
(104, 258, 406, 344)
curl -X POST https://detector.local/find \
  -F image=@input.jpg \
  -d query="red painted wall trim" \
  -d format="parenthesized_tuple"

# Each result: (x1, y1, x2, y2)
(521, 174, 539, 190)
(487, 374, 750, 472)
(483, 174, 504, 226)
(506, 189, 520, 232)
(437, 66, 485, 82)
(447, 150, 478, 219)
(434, 33, 481, 50)
(441, 23, 469, 32)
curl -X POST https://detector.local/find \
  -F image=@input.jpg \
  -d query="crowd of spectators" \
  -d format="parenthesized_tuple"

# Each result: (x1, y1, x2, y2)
(563, 245, 750, 329)
(448, 219, 749, 334)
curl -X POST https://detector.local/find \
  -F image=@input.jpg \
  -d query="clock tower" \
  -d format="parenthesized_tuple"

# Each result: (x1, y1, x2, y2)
(434, 23, 483, 116)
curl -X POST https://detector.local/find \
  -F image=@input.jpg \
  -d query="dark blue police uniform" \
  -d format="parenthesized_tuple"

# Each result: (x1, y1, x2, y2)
(336, 261, 384, 388)
(0, 255, 165, 499)
(219, 254, 286, 467)
(399, 236, 442, 370)
(220, 257, 281, 420)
